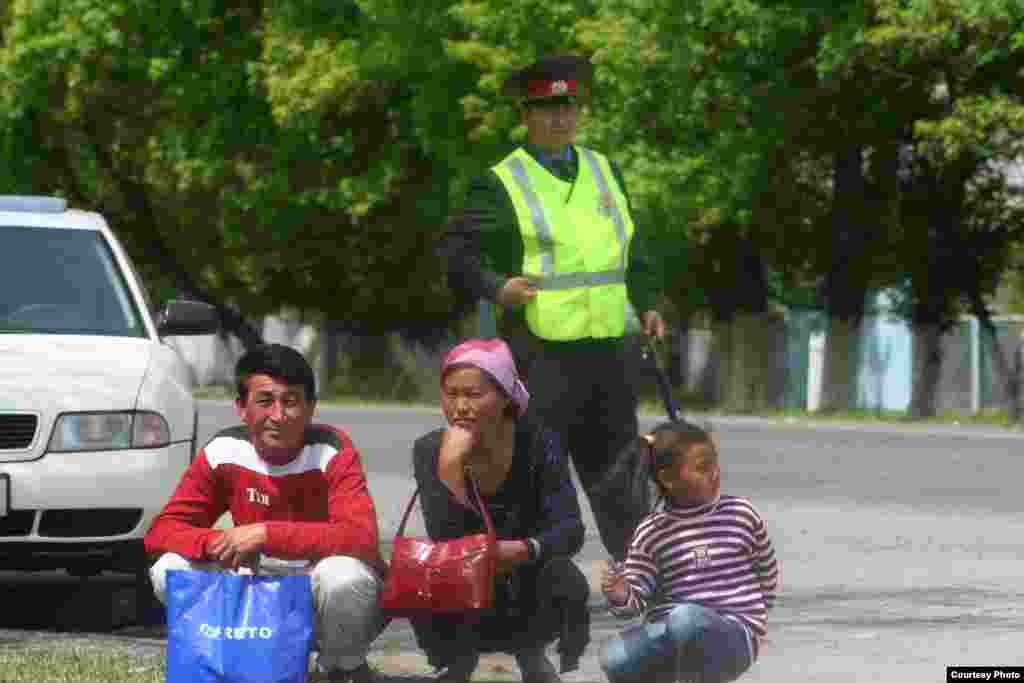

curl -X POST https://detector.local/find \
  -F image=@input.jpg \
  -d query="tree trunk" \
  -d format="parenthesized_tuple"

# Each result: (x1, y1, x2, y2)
(80, 127, 264, 349)
(316, 320, 343, 397)
(821, 145, 870, 412)
(1013, 338, 1024, 423)
(821, 288, 868, 414)
(210, 304, 263, 350)
(908, 323, 943, 418)
(820, 316, 861, 412)
(972, 303, 1019, 421)
(713, 313, 775, 413)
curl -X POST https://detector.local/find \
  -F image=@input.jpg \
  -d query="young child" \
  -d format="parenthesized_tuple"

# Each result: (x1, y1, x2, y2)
(599, 420, 779, 683)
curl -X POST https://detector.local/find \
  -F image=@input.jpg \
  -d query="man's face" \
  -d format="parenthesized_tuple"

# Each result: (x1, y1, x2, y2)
(235, 374, 315, 455)
(522, 100, 580, 152)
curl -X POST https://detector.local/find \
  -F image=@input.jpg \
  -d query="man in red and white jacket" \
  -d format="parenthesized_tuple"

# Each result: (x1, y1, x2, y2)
(145, 343, 385, 683)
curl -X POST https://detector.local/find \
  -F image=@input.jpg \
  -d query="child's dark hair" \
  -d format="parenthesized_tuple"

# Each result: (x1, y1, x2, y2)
(235, 343, 317, 402)
(596, 419, 716, 536)
(645, 420, 717, 493)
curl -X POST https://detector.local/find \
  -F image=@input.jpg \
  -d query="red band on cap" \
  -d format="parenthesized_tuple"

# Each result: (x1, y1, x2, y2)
(525, 79, 577, 99)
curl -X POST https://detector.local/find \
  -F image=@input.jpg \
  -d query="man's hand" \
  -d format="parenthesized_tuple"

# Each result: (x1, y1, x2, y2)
(206, 524, 267, 570)
(496, 277, 539, 306)
(640, 310, 666, 339)
(601, 560, 630, 606)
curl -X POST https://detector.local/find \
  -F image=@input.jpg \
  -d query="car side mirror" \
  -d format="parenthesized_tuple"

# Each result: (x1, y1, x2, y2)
(156, 299, 220, 336)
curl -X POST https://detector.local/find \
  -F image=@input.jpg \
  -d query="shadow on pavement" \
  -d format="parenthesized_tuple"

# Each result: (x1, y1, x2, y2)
(0, 571, 165, 634)
(0, 571, 611, 682)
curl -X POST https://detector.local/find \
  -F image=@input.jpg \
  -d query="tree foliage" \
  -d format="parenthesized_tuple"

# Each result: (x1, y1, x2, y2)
(2, 0, 1024, 387)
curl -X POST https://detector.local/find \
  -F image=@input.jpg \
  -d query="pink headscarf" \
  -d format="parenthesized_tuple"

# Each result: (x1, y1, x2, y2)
(441, 338, 530, 416)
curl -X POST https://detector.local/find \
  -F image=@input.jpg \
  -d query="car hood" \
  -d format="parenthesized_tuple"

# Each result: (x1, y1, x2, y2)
(0, 335, 152, 412)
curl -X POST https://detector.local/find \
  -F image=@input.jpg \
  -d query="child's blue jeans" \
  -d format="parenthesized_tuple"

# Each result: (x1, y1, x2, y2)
(600, 603, 753, 683)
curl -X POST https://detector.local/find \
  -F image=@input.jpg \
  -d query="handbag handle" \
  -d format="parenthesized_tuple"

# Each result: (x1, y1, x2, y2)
(393, 469, 495, 541)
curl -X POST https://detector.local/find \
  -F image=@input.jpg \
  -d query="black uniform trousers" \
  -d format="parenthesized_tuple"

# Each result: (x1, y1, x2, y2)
(515, 334, 640, 561)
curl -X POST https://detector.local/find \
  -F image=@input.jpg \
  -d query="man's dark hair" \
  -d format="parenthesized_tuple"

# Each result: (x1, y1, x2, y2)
(235, 344, 317, 402)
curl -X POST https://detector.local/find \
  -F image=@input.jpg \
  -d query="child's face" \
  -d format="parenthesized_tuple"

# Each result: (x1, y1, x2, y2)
(659, 441, 720, 506)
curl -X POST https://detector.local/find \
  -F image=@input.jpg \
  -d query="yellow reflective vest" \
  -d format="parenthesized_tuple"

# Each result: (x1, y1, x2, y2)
(492, 146, 639, 341)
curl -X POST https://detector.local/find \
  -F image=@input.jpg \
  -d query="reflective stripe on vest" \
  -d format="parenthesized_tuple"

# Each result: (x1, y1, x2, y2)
(580, 147, 629, 275)
(506, 158, 555, 277)
(493, 146, 637, 340)
(536, 269, 625, 290)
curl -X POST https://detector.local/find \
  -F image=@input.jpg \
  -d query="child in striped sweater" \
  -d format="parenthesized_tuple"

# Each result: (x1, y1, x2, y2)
(599, 420, 779, 683)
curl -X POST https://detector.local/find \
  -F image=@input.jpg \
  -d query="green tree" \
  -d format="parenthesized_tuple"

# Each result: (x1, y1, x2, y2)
(0, 0, 484, 346)
(0, 0, 275, 346)
(824, 0, 1024, 416)
(580, 0, 1024, 414)
(577, 0, 843, 410)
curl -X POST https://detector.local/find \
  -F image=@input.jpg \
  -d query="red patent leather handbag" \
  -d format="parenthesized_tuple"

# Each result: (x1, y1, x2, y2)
(380, 473, 497, 618)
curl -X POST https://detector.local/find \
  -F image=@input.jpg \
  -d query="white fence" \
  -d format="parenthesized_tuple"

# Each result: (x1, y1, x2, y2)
(168, 310, 1024, 416)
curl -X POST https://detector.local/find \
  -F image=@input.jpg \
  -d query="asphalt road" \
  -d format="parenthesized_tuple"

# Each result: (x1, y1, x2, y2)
(2, 401, 1023, 682)
(192, 402, 1024, 680)
(194, 400, 1024, 526)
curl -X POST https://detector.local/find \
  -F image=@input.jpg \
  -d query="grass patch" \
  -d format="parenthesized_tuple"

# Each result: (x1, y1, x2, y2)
(637, 398, 1024, 430)
(755, 406, 1024, 427)
(756, 407, 916, 423)
(0, 644, 165, 683)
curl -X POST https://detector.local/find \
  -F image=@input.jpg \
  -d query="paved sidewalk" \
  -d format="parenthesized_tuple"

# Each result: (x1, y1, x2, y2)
(5, 491, 1021, 682)
(364, 495, 1024, 683)
(4, 497, 1019, 683)
(362, 560, 625, 683)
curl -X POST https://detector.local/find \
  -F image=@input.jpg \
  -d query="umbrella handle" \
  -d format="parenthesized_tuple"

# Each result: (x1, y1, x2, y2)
(641, 338, 680, 422)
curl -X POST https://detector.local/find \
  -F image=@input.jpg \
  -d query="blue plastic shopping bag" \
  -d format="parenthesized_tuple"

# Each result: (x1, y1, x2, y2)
(166, 569, 315, 683)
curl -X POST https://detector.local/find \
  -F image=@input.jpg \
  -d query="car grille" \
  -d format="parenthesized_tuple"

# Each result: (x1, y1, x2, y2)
(0, 510, 35, 536)
(38, 509, 143, 538)
(0, 414, 38, 450)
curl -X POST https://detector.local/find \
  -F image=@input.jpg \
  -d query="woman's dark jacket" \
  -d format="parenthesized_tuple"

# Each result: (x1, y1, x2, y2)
(413, 414, 584, 562)
(409, 414, 587, 661)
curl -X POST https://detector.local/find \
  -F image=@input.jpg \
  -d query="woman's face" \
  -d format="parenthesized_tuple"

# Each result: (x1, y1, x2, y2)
(441, 366, 512, 436)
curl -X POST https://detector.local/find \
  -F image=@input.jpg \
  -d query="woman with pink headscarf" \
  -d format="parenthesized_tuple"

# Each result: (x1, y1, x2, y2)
(409, 338, 591, 683)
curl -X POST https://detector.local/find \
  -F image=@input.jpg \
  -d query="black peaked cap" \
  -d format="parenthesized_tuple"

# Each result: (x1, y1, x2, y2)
(501, 54, 594, 102)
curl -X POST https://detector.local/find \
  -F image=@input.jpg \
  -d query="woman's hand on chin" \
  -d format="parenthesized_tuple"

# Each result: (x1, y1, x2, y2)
(441, 423, 477, 465)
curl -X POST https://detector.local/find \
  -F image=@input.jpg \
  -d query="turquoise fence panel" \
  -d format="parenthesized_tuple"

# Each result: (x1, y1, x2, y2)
(783, 310, 824, 410)
(857, 312, 912, 412)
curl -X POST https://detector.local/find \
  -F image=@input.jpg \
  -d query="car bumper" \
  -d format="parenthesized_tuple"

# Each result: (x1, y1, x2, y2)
(0, 442, 191, 567)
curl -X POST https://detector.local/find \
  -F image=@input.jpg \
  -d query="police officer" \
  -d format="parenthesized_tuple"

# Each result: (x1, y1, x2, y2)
(441, 53, 666, 562)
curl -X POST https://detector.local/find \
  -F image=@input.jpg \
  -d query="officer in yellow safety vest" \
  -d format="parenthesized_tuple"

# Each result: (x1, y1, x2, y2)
(441, 54, 666, 562)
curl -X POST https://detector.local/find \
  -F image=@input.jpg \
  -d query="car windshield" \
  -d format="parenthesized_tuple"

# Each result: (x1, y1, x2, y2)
(0, 226, 145, 337)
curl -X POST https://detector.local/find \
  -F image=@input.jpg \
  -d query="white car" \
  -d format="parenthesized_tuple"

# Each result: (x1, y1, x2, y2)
(0, 195, 218, 580)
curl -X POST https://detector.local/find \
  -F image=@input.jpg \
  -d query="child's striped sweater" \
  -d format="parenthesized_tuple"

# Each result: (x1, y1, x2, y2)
(611, 494, 779, 659)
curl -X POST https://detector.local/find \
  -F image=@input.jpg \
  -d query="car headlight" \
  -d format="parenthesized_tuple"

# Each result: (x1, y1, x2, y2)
(48, 411, 171, 452)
